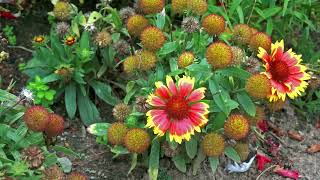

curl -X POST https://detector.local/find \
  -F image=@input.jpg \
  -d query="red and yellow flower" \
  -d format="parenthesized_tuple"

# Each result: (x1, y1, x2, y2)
(258, 40, 310, 102)
(146, 76, 209, 144)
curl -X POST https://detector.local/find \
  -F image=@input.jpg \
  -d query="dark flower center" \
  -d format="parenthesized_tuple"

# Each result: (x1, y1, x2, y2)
(165, 96, 189, 120)
(270, 60, 289, 82)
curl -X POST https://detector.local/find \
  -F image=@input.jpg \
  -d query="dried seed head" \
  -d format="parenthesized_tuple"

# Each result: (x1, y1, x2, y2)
(56, 22, 70, 37)
(135, 96, 149, 113)
(112, 39, 130, 57)
(246, 57, 261, 74)
(94, 31, 112, 48)
(112, 103, 132, 121)
(21, 146, 45, 169)
(119, 7, 135, 23)
(182, 16, 200, 33)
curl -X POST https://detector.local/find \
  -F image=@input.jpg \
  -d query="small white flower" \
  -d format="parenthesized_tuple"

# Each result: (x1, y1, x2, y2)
(225, 155, 256, 173)
(20, 88, 34, 102)
(84, 23, 96, 33)
(160, 8, 166, 17)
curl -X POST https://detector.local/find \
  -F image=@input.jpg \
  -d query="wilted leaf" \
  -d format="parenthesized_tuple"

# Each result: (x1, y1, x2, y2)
(287, 130, 304, 141)
(307, 144, 320, 154)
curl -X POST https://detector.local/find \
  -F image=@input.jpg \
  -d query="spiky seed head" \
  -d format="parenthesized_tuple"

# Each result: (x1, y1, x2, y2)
(250, 27, 258, 35)
(249, 106, 265, 126)
(24, 106, 50, 132)
(43, 165, 64, 180)
(53, 1, 71, 21)
(267, 100, 287, 112)
(224, 114, 250, 140)
(233, 24, 253, 44)
(172, 0, 187, 14)
(21, 146, 45, 169)
(202, 14, 225, 36)
(206, 42, 233, 69)
(233, 142, 249, 161)
(123, 55, 139, 74)
(56, 22, 70, 37)
(187, 0, 208, 16)
(245, 74, 271, 99)
(178, 52, 195, 68)
(246, 57, 261, 74)
(112, 39, 131, 57)
(124, 128, 151, 153)
(135, 96, 149, 113)
(45, 113, 64, 138)
(140, 26, 166, 52)
(107, 122, 128, 145)
(66, 172, 88, 180)
(249, 32, 272, 53)
(182, 16, 200, 33)
(309, 75, 320, 89)
(119, 7, 135, 23)
(127, 15, 149, 37)
(139, 0, 165, 14)
(201, 133, 225, 157)
(231, 46, 244, 65)
(112, 103, 132, 121)
(55, 67, 74, 80)
(136, 50, 157, 71)
(94, 31, 112, 48)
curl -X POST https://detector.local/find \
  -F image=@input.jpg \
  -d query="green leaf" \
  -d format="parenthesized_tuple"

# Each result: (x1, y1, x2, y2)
(45, 90, 55, 101)
(224, 146, 241, 163)
(282, 0, 289, 16)
(42, 73, 60, 83)
(87, 123, 111, 136)
(43, 153, 58, 167)
(65, 83, 77, 119)
(77, 90, 100, 125)
(229, 0, 242, 16)
(192, 147, 206, 175)
(185, 138, 197, 159)
(107, 7, 122, 30)
(208, 157, 219, 175)
(217, 67, 251, 80)
(236, 91, 256, 117)
(158, 42, 178, 56)
(111, 145, 129, 158)
(266, 19, 273, 35)
(57, 157, 72, 173)
(53, 145, 80, 158)
(236, 6, 244, 24)
(209, 79, 229, 115)
(89, 80, 118, 106)
(128, 153, 138, 175)
(207, 112, 227, 131)
(172, 155, 186, 173)
(80, 31, 90, 50)
(87, 11, 102, 24)
(148, 139, 160, 180)
(156, 13, 166, 30)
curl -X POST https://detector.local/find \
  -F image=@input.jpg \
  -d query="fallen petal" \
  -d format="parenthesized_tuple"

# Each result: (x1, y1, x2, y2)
(274, 165, 299, 180)
(288, 130, 304, 141)
(307, 144, 320, 154)
(256, 153, 272, 171)
(257, 120, 269, 133)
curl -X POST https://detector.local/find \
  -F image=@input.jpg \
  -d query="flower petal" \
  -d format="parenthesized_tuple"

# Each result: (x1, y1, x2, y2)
(274, 166, 299, 180)
(147, 94, 166, 107)
(258, 47, 272, 63)
(178, 76, 195, 97)
(155, 81, 171, 99)
(169, 117, 194, 144)
(189, 102, 209, 115)
(166, 76, 178, 96)
(271, 40, 284, 60)
(146, 110, 170, 136)
(187, 87, 206, 102)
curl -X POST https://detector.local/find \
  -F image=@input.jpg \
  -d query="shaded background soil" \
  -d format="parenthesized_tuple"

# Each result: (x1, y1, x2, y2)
(1, 14, 319, 180)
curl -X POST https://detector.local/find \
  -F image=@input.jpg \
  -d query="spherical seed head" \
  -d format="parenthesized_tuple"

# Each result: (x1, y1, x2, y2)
(107, 122, 128, 145)
(66, 172, 88, 180)
(127, 15, 149, 37)
(201, 133, 225, 157)
(94, 31, 112, 48)
(113, 103, 132, 121)
(249, 106, 265, 126)
(250, 27, 258, 35)
(24, 106, 50, 132)
(231, 46, 244, 65)
(233, 142, 249, 161)
(43, 165, 64, 180)
(139, 0, 165, 14)
(45, 113, 64, 138)
(53, 1, 71, 21)
(124, 128, 151, 153)
(137, 50, 157, 71)
(119, 7, 135, 23)
(172, 0, 187, 14)
(112, 39, 130, 57)
(140, 26, 166, 52)
(21, 146, 44, 169)
(224, 114, 250, 140)
(245, 74, 271, 99)
(249, 32, 272, 52)
(202, 14, 225, 36)
(187, 0, 208, 16)
(135, 96, 149, 113)
(267, 100, 286, 112)
(233, 24, 253, 44)
(182, 16, 200, 33)
(178, 52, 195, 68)
(56, 22, 70, 37)
(246, 57, 261, 74)
(206, 42, 233, 69)
(123, 55, 139, 74)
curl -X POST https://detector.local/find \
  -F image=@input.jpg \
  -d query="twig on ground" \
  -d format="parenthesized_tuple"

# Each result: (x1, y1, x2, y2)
(256, 165, 277, 180)
(7, 45, 33, 53)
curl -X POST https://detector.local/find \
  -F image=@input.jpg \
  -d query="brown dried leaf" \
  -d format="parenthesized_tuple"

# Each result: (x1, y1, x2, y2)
(316, 120, 320, 129)
(267, 121, 286, 136)
(307, 144, 320, 154)
(287, 130, 304, 141)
